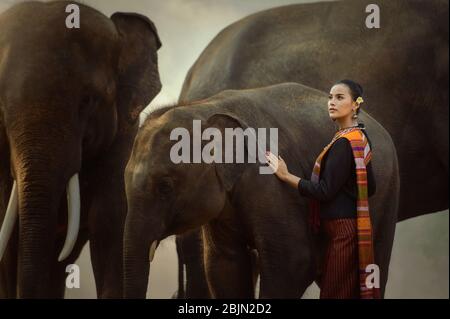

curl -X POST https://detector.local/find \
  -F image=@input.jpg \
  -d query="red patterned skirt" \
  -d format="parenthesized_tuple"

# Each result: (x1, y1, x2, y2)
(320, 218, 360, 299)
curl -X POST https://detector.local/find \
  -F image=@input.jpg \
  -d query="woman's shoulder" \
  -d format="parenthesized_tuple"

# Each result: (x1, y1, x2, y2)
(332, 137, 352, 149)
(329, 137, 352, 157)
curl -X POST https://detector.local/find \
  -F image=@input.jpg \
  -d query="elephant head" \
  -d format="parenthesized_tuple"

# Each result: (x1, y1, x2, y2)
(124, 105, 252, 298)
(0, 1, 161, 297)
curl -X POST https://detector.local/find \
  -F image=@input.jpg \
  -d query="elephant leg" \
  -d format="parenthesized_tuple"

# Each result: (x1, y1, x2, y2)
(202, 227, 253, 299)
(87, 168, 127, 299)
(257, 244, 313, 298)
(175, 235, 185, 298)
(88, 200, 124, 299)
(177, 230, 211, 298)
(87, 132, 139, 298)
(254, 219, 315, 299)
(374, 202, 398, 298)
(370, 164, 400, 299)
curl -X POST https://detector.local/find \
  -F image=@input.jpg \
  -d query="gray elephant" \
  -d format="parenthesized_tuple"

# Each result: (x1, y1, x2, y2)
(124, 83, 399, 298)
(181, 0, 448, 221)
(176, 0, 448, 298)
(0, 1, 161, 298)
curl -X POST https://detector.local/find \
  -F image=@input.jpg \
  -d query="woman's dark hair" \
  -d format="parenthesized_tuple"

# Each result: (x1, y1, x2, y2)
(334, 79, 364, 114)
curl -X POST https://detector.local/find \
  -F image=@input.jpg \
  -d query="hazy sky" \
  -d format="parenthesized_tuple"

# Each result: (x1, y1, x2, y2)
(0, 0, 331, 114)
(0, 0, 448, 299)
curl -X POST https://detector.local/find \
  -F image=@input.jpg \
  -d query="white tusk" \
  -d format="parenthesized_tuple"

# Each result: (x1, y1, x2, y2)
(0, 181, 18, 262)
(149, 240, 158, 262)
(58, 174, 80, 262)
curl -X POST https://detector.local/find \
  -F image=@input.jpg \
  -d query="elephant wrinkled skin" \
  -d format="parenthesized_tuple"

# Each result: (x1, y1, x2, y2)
(0, 1, 161, 298)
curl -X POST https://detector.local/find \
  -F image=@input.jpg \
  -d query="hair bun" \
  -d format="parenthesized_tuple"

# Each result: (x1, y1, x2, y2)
(335, 79, 364, 101)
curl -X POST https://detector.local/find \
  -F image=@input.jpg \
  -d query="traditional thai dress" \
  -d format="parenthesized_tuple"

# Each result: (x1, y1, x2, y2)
(297, 124, 379, 299)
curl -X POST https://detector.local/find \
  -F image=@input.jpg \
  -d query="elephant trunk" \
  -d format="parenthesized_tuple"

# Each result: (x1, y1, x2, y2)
(0, 120, 81, 297)
(16, 168, 62, 297)
(123, 211, 160, 299)
(0, 177, 80, 264)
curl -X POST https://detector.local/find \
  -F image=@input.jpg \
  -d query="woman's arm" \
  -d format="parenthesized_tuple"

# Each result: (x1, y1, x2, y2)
(281, 172, 301, 189)
(266, 138, 353, 201)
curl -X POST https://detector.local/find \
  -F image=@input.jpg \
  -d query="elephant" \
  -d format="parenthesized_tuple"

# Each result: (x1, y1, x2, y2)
(176, 0, 448, 298)
(124, 82, 399, 298)
(180, 0, 448, 221)
(0, 1, 161, 298)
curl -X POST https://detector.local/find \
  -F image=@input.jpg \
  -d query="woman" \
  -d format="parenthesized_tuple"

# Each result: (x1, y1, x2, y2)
(265, 79, 379, 299)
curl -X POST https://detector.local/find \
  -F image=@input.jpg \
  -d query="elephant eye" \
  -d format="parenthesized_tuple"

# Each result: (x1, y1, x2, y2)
(80, 94, 99, 119)
(157, 179, 173, 197)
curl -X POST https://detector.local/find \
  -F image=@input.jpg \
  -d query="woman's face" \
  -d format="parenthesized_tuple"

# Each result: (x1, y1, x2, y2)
(328, 84, 358, 120)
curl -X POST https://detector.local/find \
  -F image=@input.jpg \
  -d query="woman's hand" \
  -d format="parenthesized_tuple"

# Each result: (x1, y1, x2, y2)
(265, 151, 289, 181)
(265, 151, 301, 189)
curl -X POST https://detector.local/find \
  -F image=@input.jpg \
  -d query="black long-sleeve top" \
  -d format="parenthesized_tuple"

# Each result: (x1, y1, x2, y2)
(297, 135, 376, 219)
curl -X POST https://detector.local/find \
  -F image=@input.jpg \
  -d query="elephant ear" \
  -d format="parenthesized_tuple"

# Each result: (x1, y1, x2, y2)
(111, 12, 162, 125)
(205, 113, 252, 193)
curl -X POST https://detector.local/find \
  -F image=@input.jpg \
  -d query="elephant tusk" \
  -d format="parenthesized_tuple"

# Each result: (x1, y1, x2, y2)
(58, 174, 80, 262)
(149, 240, 158, 262)
(0, 180, 18, 262)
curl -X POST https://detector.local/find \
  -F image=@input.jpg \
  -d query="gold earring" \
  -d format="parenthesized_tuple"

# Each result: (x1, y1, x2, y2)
(352, 110, 358, 119)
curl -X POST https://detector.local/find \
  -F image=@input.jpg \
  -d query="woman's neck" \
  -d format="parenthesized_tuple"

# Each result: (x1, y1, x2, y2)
(337, 117, 358, 130)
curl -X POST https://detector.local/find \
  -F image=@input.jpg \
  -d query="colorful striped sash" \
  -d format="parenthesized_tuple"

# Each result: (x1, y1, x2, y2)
(309, 126, 380, 299)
